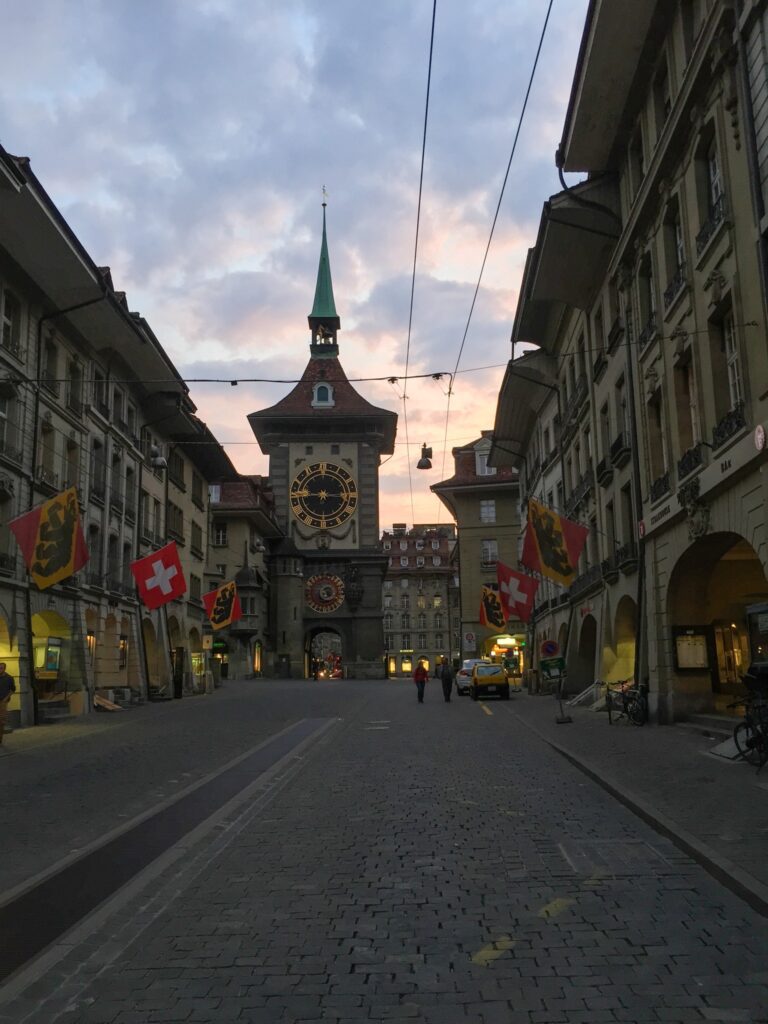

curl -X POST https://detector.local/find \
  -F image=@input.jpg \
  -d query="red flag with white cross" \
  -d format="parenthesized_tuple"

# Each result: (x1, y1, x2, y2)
(496, 561, 539, 623)
(130, 542, 187, 609)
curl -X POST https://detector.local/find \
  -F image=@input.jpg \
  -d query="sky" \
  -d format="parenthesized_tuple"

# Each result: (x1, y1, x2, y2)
(0, 0, 589, 529)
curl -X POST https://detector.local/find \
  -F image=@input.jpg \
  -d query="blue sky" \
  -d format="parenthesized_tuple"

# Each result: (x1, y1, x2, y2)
(0, 0, 589, 525)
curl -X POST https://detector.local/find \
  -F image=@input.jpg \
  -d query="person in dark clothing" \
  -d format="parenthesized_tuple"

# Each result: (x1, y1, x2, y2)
(0, 663, 16, 745)
(413, 659, 429, 703)
(439, 657, 453, 702)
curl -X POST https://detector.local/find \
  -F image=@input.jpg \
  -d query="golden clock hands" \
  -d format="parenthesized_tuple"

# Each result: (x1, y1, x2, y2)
(292, 489, 311, 497)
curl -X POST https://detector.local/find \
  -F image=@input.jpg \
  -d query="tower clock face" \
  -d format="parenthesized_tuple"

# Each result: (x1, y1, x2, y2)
(305, 574, 345, 613)
(290, 462, 358, 529)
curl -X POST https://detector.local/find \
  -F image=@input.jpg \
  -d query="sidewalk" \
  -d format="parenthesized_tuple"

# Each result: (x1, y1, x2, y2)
(507, 691, 768, 915)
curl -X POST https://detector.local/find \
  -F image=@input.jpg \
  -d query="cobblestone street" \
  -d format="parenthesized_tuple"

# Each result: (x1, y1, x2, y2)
(2, 680, 768, 1023)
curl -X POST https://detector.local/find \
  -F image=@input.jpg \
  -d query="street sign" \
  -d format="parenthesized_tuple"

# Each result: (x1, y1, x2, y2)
(540, 656, 566, 679)
(540, 639, 560, 658)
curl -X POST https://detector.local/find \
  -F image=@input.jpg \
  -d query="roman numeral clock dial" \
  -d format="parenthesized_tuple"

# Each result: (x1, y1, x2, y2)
(289, 462, 358, 529)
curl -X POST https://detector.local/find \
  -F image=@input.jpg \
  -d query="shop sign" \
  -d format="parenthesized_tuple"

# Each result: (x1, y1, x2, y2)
(540, 656, 565, 678)
(202, 635, 213, 650)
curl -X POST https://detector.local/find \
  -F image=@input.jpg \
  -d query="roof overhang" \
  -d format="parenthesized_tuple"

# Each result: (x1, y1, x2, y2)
(512, 178, 620, 351)
(560, 0, 657, 172)
(489, 351, 558, 469)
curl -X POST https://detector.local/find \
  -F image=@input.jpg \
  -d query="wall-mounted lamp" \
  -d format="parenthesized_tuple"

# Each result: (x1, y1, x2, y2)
(416, 444, 433, 470)
(86, 630, 96, 660)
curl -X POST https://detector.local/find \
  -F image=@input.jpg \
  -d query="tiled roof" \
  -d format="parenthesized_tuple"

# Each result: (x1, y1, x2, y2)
(255, 356, 389, 418)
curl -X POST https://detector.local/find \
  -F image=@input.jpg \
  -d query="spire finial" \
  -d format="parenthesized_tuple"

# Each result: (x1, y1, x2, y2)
(308, 194, 340, 347)
(322, 184, 328, 208)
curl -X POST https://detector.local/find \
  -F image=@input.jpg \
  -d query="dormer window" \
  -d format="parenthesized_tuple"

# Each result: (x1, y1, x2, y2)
(311, 383, 335, 408)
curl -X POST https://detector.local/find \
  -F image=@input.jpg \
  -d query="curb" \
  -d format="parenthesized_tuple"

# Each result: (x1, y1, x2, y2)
(509, 707, 768, 919)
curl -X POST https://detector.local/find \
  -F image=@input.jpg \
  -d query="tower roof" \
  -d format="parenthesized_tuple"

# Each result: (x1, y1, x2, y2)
(308, 204, 340, 331)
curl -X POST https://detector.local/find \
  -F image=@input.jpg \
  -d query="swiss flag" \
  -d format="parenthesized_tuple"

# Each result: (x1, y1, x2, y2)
(131, 542, 187, 609)
(497, 561, 539, 623)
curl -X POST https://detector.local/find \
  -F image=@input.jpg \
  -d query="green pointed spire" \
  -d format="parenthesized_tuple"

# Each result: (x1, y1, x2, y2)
(308, 202, 341, 343)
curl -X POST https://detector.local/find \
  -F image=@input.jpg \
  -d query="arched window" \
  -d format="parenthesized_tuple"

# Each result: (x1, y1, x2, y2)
(311, 383, 335, 408)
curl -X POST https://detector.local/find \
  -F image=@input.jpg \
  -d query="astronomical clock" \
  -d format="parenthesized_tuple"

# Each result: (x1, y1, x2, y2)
(290, 463, 358, 531)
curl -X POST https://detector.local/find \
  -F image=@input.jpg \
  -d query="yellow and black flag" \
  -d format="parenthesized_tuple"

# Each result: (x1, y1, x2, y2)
(202, 581, 243, 631)
(479, 585, 506, 629)
(9, 487, 90, 590)
(520, 497, 589, 587)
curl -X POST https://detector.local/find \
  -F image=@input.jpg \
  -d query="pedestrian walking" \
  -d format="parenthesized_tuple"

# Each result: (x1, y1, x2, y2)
(413, 659, 428, 703)
(439, 656, 453, 703)
(0, 662, 16, 745)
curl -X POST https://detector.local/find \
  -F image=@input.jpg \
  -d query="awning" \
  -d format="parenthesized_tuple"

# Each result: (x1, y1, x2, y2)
(489, 351, 558, 469)
(560, 0, 658, 173)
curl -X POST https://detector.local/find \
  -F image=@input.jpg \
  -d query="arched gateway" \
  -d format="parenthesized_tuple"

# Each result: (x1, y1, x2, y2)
(665, 532, 768, 714)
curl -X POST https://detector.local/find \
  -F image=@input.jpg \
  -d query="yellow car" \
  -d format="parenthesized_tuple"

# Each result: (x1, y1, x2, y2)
(470, 663, 510, 701)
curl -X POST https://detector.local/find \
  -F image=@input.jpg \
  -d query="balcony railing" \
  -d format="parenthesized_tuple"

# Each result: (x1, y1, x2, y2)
(677, 443, 703, 481)
(663, 263, 687, 311)
(41, 374, 61, 397)
(109, 490, 124, 513)
(712, 402, 746, 450)
(610, 432, 632, 468)
(124, 499, 137, 522)
(90, 479, 106, 503)
(36, 465, 58, 488)
(601, 555, 619, 583)
(696, 193, 726, 257)
(570, 469, 594, 509)
(596, 457, 613, 487)
(0, 433, 23, 464)
(570, 564, 603, 600)
(1, 336, 23, 360)
(95, 400, 110, 418)
(606, 316, 624, 354)
(563, 374, 588, 425)
(66, 393, 83, 417)
(592, 350, 607, 382)
(637, 312, 658, 351)
(616, 540, 639, 574)
(0, 552, 16, 576)
(650, 470, 671, 503)
(86, 571, 105, 588)
(115, 418, 130, 436)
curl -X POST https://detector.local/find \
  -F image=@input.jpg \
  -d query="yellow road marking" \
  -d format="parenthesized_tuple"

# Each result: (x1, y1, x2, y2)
(481, 704, 493, 716)
(538, 898, 574, 919)
(471, 935, 515, 966)
(583, 869, 610, 887)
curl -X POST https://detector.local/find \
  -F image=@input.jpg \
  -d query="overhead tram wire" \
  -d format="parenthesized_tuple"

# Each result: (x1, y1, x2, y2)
(402, 0, 438, 526)
(436, 0, 555, 490)
(9, 320, 760, 394)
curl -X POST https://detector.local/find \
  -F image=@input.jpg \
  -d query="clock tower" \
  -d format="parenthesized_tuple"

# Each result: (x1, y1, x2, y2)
(249, 203, 397, 679)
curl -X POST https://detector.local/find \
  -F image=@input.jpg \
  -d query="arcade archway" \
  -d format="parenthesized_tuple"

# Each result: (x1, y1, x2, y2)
(307, 628, 343, 679)
(666, 532, 768, 712)
(602, 596, 637, 684)
(569, 613, 597, 692)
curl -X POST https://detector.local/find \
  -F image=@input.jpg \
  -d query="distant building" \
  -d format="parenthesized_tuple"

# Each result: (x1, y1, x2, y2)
(431, 433, 525, 672)
(381, 523, 456, 677)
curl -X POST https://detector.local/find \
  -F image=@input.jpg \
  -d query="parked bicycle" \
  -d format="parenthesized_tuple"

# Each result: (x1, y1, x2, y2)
(605, 680, 647, 726)
(730, 665, 768, 770)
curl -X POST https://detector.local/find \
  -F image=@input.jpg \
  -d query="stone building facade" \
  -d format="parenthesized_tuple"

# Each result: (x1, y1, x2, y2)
(381, 523, 456, 677)
(491, 0, 768, 721)
(0, 145, 241, 728)
(432, 433, 525, 671)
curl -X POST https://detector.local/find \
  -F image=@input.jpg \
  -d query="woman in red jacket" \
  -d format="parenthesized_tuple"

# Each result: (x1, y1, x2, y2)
(413, 659, 429, 703)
